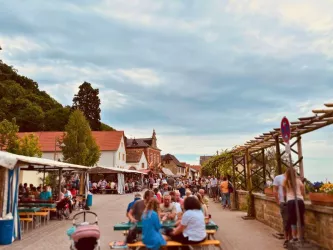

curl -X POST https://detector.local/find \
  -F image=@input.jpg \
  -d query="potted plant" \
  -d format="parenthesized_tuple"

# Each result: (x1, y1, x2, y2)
(264, 182, 274, 197)
(309, 182, 333, 207)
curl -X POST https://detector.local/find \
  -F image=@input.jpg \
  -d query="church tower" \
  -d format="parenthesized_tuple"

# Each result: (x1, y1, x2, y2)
(152, 129, 157, 148)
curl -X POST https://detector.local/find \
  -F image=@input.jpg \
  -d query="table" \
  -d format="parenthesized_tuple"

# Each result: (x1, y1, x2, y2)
(114, 220, 218, 231)
(19, 203, 56, 208)
(18, 207, 41, 213)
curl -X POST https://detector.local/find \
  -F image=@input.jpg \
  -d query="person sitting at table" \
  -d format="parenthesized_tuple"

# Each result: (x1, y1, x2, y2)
(170, 191, 183, 220)
(164, 196, 206, 245)
(175, 190, 184, 206)
(39, 186, 52, 201)
(126, 193, 141, 218)
(160, 193, 176, 222)
(199, 189, 209, 208)
(142, 198, 167, 250)
(195, 193, 208, 217)
(30, 187, 39, 199)
(128, 190, 154, 223)
(110, 181, 117, 190)
(153, 188, 162, 203)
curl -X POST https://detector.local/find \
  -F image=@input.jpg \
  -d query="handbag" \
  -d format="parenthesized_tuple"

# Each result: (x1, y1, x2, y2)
(228, 182, 234, 193)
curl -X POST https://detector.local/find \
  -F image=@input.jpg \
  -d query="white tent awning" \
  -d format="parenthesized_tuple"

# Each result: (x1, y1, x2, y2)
(162, 167, 175, 177)
(0, 151, 90, 170)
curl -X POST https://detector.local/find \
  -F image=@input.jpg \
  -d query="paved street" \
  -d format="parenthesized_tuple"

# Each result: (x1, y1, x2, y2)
(2, 193, 283, 250)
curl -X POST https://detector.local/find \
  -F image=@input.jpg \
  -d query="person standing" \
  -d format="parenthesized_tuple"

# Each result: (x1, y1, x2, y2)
(220, 177, 230, 209)
(273, 170, 290, 247)
(210, 176, 218, 202)
(283, 168, 305, 243)
(128, 190, 154, 222)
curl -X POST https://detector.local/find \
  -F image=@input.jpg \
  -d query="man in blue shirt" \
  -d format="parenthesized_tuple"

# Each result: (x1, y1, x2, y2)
(39, 186, 52, 201)
(126, 193, 141, 218)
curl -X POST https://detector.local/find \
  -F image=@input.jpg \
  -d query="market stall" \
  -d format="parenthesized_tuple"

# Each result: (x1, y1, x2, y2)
(0, 151, 90, 243)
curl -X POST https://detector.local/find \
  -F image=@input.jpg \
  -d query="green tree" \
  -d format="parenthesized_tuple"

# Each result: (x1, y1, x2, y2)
(62, 110, 100, 166)
(0, 119, 19, 151)
(16, 103, 45, 131)
(13, 134, 42, 157)
(72, 82, 101, 130)
(44, 106, 71, 131)
(100, 122, 115, 131)
(201, 149, 233, 177)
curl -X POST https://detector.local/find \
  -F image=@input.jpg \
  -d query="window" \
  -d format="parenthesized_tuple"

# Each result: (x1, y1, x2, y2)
(121, 142, 124, 148)
(123, 154, 125, 161)
(166, 160, 170, 164)
(118, 152, 120, 160)
(142, 163, 144, 168)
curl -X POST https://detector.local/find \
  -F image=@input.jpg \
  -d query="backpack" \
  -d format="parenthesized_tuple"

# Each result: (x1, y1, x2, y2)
(228, 182, 234, 193)
(125, 224, 138, 244)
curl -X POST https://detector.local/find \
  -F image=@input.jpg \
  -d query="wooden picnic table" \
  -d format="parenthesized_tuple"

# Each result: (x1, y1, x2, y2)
(18, 207, 41, 213)
(113, 220, 218, 231)
(18, 203, 56, 208)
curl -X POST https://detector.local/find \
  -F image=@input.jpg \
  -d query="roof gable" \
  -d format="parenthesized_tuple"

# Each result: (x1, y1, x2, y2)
(161, 154, 182, 167)
(126, 148, 145, 163)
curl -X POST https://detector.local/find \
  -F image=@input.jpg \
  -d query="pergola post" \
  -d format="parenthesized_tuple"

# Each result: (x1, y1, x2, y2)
(262, 148, 266, 186)
(79, 173, 85, 195)
(58, 168, 62, 199)
(275, 135, 282, 175)
(244, 149, 255, 219)
(42, 166, 46, 187)
(231, 155, 238, 210)
(297, 136, 304, 178)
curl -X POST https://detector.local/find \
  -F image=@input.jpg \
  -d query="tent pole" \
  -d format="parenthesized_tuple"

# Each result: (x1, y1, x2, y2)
(58, 168, 62, 200)
(42, 166, 46, 187)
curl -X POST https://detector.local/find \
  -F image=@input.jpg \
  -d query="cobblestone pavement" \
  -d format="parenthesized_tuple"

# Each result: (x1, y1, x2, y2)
(2, 192, 283, 250)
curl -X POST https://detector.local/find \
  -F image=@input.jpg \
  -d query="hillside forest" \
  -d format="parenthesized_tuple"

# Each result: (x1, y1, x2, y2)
(0, 60, 114, 132)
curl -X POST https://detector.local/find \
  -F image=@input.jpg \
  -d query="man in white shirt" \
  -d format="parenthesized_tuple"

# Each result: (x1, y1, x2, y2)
(210, 176, 218, 202)
(273, 172, 290, 246)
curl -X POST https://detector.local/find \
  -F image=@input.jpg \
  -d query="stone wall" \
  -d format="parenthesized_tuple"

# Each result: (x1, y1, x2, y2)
(236, 190, 248, 211)
(235, 190, 333, 249)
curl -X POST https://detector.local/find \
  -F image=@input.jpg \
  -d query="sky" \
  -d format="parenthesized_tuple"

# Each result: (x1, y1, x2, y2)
(1, 0, 333, 182)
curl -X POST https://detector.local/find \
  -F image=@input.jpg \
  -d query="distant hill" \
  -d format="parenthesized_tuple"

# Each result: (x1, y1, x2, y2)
(0, 60, 114, 131)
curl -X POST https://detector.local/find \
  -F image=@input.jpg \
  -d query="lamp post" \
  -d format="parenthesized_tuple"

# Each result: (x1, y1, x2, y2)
(54, 137, 65, 160)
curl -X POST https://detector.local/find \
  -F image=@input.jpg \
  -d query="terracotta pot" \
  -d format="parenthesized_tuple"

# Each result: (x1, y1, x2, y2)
(309, 192, 333, 207)
(264, 187, 274, 197)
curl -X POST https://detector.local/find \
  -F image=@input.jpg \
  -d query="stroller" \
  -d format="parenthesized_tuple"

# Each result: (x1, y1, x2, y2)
(57, 197, 71, 220)
(68, 211, 100, 250)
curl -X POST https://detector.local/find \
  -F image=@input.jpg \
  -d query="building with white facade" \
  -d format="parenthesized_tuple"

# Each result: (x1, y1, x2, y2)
(17, 131, 129, 185)
(126, 148, 148, 170)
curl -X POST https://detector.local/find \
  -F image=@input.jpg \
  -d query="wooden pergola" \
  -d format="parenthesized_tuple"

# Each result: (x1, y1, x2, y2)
(229, 103, 333, 217)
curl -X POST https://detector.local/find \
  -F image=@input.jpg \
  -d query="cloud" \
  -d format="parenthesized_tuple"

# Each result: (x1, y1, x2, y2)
(115, 68, 162, 86)
(1, 0, 333, 181)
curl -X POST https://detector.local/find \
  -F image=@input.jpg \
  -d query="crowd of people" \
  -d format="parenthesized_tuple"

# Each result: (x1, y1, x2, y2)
(89, 177, 143, 194)
(19, 180, 80, 218)
(125, 174, 234, 249)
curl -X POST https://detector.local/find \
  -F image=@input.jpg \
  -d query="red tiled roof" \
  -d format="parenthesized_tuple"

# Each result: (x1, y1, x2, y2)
(190, 165, 201, 171)
(126, 148, 144, 163)
(17, 131, 124, 152)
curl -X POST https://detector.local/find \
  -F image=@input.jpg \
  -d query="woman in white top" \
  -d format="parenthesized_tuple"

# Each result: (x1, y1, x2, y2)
(283, 167, 305, 242)
(166, 196, 206, 244)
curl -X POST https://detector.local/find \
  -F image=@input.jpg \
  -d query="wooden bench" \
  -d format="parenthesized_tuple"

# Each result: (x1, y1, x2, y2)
(35, 212, 49, 226)
(112, 240, 222, 250)
(19, 218, 33, 233)
(206, 229, 217, 239)
(19, 212, 37, 228)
